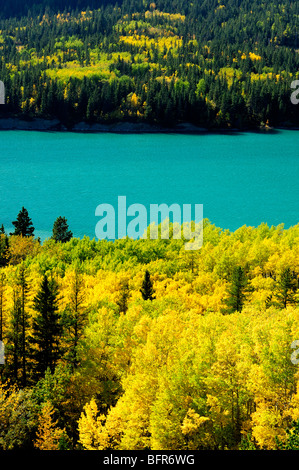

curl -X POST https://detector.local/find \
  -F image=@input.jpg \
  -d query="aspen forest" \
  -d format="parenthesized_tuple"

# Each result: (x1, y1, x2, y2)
(0, 0, 299, 455)
(1, 217, 299, 449)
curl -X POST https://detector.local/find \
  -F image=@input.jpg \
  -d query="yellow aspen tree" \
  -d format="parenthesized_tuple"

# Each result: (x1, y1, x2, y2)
(78, 398, 108, 450)
(181, 409, 211, 449)
(34, 401, 64, 450)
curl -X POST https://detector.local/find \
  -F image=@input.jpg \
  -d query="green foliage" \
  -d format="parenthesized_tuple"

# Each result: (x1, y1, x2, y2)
(276, 421, 299, 450)
(0, 0, 298, 129)
(224, 266, 247, 313)
(116, 279, 131, 314)
(2, 220, 299, 448)
(0, 386, 38, 450)
(10, 207, 35, 238)
(52, 216, 73, 243)
(275, 267, 297, 308)
(31, 275, 62, 378)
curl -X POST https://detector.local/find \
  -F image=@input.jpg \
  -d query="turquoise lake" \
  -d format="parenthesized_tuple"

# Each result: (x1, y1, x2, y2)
(0, 129, 298, 241)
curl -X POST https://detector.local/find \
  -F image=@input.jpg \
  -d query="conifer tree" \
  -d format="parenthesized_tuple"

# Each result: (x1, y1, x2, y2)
(224, 266, 247, 313)
(5, 265, 29, 385)
(117, 279, 131, 314)
(140, 270, 155, 301)
(52, 216, 73, 243)
(275, 267, 297, 308)
(0, 234, 9, 267)
(31, 275, 62, 378)
(11, 207, 34, 237)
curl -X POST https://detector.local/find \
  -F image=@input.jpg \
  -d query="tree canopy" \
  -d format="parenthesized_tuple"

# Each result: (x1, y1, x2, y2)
(0, 0, 298, 129)
(1, 219, 299, 449)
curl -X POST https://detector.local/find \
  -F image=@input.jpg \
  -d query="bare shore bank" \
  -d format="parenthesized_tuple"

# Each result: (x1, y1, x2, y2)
(0, 117, 297, 133)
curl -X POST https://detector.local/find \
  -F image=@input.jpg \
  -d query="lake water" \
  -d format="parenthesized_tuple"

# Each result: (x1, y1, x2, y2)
(0, 129, 298, 241)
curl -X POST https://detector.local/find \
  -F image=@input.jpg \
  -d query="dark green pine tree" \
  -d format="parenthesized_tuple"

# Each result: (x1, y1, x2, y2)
(224, 266, 247, 313)
(6, 294, 22, 383)
(117, 279, 131, 314)
(5, 265, 29, 385)
(140, 270, 155, 301)
(11, 207, 34, 237)
(52, 216, 73, 243)
(31, 275, 62, 378)
(275, 267, 297, 309)
(0, 232, 9, 267)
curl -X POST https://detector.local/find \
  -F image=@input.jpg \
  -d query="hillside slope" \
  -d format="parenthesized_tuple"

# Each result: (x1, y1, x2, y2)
(0, 0, 298, 129)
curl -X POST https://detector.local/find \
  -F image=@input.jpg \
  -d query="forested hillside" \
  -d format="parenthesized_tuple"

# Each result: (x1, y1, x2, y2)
(2, 218, 299, 449)
(0, 0, 298, 128)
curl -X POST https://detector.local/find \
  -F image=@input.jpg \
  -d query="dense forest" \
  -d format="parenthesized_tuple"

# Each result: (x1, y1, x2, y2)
(1, 0, 299, 453)
(2, 209, 299, 449)
(0, 0, 298, 128)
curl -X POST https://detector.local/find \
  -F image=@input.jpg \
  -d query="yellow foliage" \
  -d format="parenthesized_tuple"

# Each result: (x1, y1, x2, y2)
(249, 51, 262, 61)
(251, 403, 286, 449)
(8, 235, 41, 265)
(4, 222, 299, 449)
(78, 399, 108, 450)
(34, 401, 65, 450)
(119, 34, 183, 53)
(145, 10, 185, 22)
(181, 409, 211, 449)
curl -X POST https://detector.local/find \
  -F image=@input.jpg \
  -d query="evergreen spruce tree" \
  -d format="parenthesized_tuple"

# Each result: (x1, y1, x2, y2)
(140, 270, 155, 301)
(0, 233, 9, 267)
(275, 267, 297, 308)
(31, 275, 62, 378)
(52, 216, 73, 243)
(11, 207, 34, 237)
(117, 279, 130, 314)
(6, 265, 29, 385)
(224, 266, 247, 313)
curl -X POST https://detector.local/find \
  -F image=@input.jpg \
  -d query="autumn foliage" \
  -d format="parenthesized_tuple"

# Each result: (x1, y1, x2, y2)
(1, 220, 299, 449)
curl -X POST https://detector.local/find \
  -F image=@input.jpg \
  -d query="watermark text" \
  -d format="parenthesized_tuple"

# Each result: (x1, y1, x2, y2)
(291, 80, 299, 105)
(95, 197, 203, 251)
(0, 81, 5, 105)
(0, 340, 4, 365)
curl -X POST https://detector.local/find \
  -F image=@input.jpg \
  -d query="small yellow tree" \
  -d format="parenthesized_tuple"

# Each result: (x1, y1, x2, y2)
(78, 398, 123, 450)
(78, 398, 108, 450)
(34, 401, 64, 450)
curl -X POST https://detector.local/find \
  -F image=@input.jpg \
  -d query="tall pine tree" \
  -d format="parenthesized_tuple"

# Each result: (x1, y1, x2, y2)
(52, 216, 73, 243)
(31, 275, 62, 378)
(6, 265, 29, 386)
(224, 266, 247, 313)
(11, 207, 35, 237)
(275, 267, 297, 308)
(140, 270, 155, 301)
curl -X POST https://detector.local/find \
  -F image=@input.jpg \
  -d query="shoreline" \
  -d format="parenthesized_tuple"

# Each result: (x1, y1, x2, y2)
(0, 117, 298, 134)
